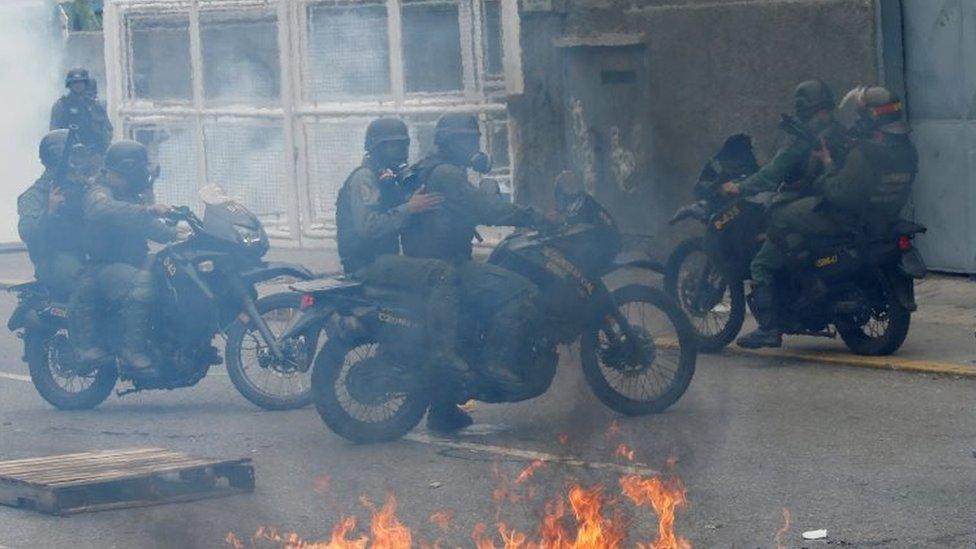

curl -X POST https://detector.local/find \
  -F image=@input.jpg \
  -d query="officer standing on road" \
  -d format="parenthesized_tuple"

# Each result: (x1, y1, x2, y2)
(50, 68, 113, 155)
(400, 113, 550, 415)
(18, 130, 96, 299)
(335, 117, 474, 433)
(727, 80, 848, 349)
(69, 141, 179, 377)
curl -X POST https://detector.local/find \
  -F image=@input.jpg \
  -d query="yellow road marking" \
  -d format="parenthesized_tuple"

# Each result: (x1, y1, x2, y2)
(404, 432, 660, 477)
(721, 346, 976, 377)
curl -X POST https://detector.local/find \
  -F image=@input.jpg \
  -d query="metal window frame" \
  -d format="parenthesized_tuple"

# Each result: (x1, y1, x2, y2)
(104, 0, 522, 246)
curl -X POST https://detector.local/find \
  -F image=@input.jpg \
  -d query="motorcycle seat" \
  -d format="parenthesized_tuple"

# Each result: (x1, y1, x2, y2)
(893, 219, 927, 236)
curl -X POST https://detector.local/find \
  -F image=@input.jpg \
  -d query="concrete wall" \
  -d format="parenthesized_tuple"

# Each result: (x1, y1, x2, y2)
(512, 0, 880, 251)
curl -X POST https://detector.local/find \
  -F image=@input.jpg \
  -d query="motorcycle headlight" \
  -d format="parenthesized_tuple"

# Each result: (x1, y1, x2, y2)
(234, 224, 266, 248)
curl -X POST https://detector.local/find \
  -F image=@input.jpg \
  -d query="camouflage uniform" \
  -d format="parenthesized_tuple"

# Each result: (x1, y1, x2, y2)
(17, 172, 86, 299)
(401, 154, 543, 393)
(69, 175, 179, 368)
(335, 157, 465, 378)
(50, 92, 113, 154)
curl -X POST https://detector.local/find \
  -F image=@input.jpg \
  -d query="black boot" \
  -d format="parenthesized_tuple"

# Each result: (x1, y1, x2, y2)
(118, 300, 158, 378)
(68, 275, 110, 369)
(737, 284, 783, 349)
(426, 401, 473, 433)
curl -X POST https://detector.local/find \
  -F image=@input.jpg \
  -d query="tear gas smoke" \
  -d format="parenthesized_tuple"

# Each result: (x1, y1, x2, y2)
(0, 1, 62, 242)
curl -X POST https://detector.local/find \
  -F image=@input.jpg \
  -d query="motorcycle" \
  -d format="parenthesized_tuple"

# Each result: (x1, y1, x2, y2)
(287, 176, 698, 443)
(7, 188, 316, 411)
(665, 134, 927, 355)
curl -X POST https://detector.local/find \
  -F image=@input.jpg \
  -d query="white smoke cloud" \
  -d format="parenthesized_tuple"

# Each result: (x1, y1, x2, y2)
(0, 1, 62, 242)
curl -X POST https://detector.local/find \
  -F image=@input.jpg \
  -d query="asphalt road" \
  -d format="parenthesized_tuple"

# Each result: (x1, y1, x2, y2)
(0, 278, 973, 549)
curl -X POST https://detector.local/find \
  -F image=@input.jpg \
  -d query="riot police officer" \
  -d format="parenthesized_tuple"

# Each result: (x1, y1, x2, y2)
(737, 85, 917, 349)
(335, 117, 474, 433)
(50, 68, 113, 154)
(70, 141, 179, 377)
(729, 80, 848, 349)
(18, 130, 95, 299)
(400, 113, 549, 416)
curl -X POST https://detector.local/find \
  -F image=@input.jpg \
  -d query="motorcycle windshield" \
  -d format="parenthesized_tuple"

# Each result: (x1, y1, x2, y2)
(198, 184, 269, 255)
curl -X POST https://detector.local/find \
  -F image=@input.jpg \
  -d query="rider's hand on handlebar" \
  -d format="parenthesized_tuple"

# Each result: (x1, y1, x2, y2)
(720, 181, 741, 196)
(147, 203, 173, 217)
(406, 189, 444, 214)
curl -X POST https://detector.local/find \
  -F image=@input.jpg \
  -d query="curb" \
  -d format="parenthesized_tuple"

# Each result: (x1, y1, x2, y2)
(0, 279, 29, 290)
(720, 345, 976, 378)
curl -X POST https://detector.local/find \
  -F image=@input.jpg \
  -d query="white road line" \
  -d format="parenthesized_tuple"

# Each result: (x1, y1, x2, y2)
(0, 372, 30, 383)
(404, 432, 661, 477)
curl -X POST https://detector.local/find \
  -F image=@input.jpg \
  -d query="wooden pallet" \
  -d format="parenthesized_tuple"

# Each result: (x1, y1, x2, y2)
(0, 447, 254, 515)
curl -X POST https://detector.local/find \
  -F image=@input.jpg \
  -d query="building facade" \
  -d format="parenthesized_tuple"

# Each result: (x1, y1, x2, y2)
(100, 0, 976, 272)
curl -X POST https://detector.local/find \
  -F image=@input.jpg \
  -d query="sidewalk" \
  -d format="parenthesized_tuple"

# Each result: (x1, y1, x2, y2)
(1, 246, 974, 376)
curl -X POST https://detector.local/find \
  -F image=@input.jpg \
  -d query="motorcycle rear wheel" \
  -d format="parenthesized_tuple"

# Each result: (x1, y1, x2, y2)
(837, 274, 911, 356)
(226, 292, 318, 410)
(26, 328, 116, 410)
(664, 237, 745, 353)
(581, 284, 697, 416)
(312, 337, 429, 443)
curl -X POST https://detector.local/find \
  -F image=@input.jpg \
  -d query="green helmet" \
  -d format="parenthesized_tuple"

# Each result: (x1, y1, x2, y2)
(434, 113, 480, 147)
(793, 79, 835, 121)
(39, 130, 70, 169)
(104, 140, 150, 179)
(65, 67, 90, 88)
(364, 118, 409, 152)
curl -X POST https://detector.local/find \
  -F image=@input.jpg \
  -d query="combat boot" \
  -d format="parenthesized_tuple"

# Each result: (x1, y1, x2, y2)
(426, 400, 474, 433)
(118, 300, 158, 378)
(737, 284, 783, 349)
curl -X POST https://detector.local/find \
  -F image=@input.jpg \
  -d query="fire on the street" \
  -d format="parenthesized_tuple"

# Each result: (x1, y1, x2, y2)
(225, 462, 691, 548)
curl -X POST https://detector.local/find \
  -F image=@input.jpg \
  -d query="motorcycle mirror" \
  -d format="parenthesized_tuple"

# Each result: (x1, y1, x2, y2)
(479, 178, 501, 195)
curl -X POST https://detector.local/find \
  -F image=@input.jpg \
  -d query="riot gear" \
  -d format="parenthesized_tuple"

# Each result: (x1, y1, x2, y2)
(104, 140, 151, 190)
(793, 79, 835, 122)
(39, 129, 70, 169)
(434, 113, 480, 145)
(365, 118, 410, 152)
(65, 68, 90, 88)
(434, 114, 492, 172)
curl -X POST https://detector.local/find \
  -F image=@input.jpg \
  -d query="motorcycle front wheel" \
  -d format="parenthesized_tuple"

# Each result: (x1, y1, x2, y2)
(26, 328, 116, 410)
(664, 237, 745, 353)
(312, 337, 429, 443)
(581, 284, 697, 416)
(225, 292, 318, 410)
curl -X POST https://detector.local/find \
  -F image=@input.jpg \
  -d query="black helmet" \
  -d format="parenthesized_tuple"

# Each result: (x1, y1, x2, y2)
(65, 68, 90, 88)
(39, 129, 70, 169)
(434, 113, 480, 146)
(364, 118, 409, 152)
(793, 79, 835, 121)
(104, 140, 150, 179)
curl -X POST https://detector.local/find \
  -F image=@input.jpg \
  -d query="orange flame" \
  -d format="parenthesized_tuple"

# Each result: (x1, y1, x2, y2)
(430, 511, 453, 534)
(620, 475, 691, 549)
(361, 494, 412, 549)
(558, 434, 570, 445)
(605, 420, 621, 439)
(515, 460, 546, 485)
(614, 444, 636, 462)
(775, 508, 791, 549)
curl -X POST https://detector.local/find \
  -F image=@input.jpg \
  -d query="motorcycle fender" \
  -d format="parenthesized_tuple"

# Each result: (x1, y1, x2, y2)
(898, 249, 927, 280)
(278, 304, 336, 341)
(7, 302, 36, 331)
(885, 269, 918, 312)
(240, 262, 314, 286)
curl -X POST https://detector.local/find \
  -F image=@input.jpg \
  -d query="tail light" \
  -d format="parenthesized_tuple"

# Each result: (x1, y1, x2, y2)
(300, 294, 315, 310)
(897, 235, 912, 251)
